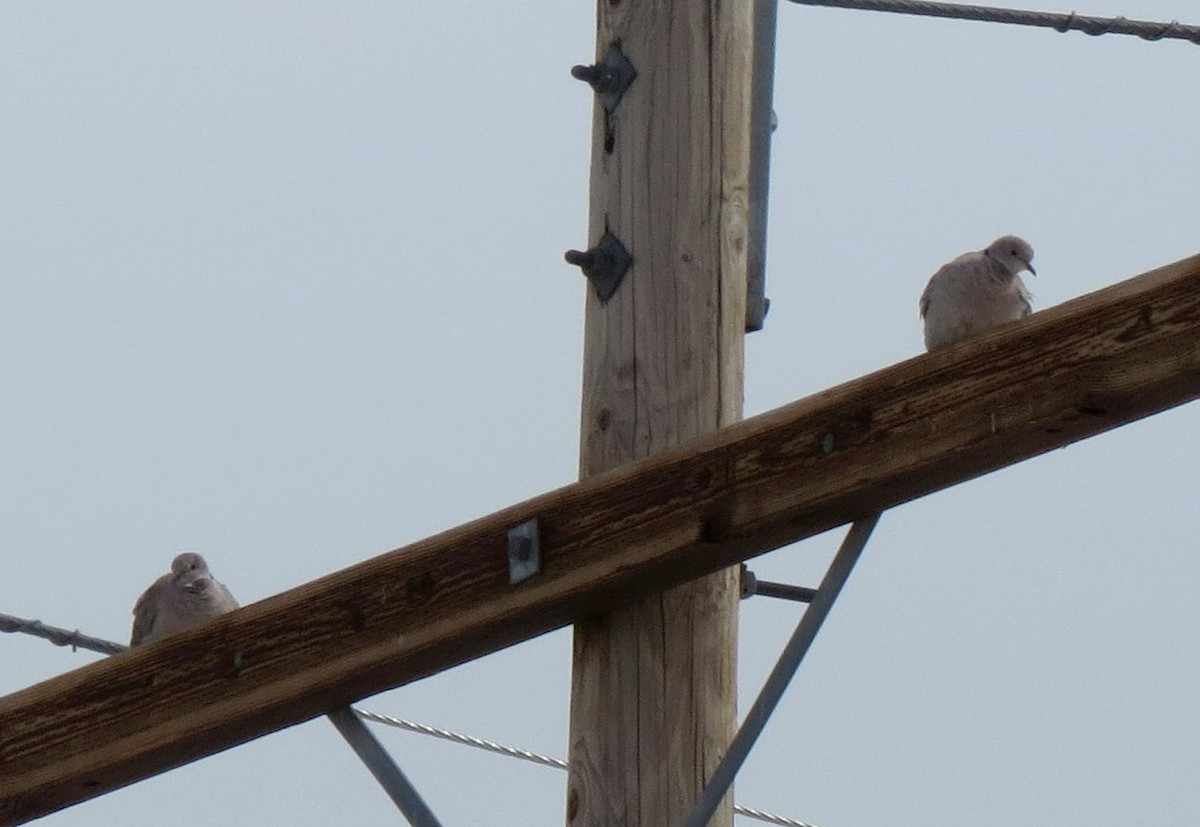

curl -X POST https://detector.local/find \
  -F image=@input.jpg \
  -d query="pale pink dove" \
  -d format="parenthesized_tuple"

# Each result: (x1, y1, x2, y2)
(130, 552, 239, 646)
(919, 235, 1035, 351)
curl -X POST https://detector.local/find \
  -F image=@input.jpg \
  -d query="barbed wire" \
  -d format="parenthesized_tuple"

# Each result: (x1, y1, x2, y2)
(789, 0, 1200, 45)
(3, 611, 818, 827)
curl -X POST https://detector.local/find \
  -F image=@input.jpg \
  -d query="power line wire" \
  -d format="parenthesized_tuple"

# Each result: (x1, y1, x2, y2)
(3, 612, 818, 827)
(0, 612, 128, 656)
(788, 0, 1200, 45)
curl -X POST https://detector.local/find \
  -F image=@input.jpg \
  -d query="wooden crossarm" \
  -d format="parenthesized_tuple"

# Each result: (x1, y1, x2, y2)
(2, 252, 1199, 825)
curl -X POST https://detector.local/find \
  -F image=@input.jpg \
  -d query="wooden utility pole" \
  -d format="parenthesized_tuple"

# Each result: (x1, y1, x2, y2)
(567, 2, 759, 824)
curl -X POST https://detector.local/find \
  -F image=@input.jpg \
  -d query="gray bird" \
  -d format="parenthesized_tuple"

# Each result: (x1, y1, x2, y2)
(130, 552, 239, 646)
(919, 235, 1036, 351)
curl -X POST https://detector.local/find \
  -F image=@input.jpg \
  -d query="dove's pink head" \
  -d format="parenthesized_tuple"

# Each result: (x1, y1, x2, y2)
(984, 235, 1036, 278)
(171, 552, 214, 595)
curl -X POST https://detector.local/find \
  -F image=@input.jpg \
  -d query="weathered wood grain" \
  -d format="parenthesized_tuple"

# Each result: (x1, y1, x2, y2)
(567, 0, 755, 823)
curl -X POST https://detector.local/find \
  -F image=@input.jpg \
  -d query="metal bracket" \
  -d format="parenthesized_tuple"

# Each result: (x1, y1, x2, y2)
(565, 232, 633, 303)
(685, 513, 882, 827)
(507, 518, 541, 585)
(570, 44, 637, 112)
(327, 706, 444, 827)
(740, 564, 816, 603)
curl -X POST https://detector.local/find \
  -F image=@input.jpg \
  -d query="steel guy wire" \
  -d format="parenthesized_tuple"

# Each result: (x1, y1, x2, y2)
(354, 707, 569, 771)
(788, 0, 1200, 45)
(3, 611, 819, 827)
(731, 805, 822, 827)
(358, 708, 818, 827)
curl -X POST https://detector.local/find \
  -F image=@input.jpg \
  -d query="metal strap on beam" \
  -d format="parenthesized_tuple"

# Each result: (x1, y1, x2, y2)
(685, 513, 882, 827)
(745, 0, 779, 332)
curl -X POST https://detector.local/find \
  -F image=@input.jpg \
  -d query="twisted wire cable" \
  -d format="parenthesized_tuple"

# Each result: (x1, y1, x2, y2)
(788, 0, 1200, 45)
(357, 709, 818, 826)
(0, 612, 128, 656)
(353, 707, 568, 771)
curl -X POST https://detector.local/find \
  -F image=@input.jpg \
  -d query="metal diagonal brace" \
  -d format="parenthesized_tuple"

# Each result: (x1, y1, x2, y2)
(327, 706, 444, 827)
(685, 513, 882, 827)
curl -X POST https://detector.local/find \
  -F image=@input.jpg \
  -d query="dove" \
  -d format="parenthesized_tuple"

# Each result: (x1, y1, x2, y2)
(920, 235, 1035, 351)
(130, 552, 239, 646)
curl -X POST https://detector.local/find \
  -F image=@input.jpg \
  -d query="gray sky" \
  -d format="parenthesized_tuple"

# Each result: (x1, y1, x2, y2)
(3, 2, 1199, 825)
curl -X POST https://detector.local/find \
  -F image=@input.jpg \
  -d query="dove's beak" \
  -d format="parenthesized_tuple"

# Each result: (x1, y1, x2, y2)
(1026, 263, 1037, 277)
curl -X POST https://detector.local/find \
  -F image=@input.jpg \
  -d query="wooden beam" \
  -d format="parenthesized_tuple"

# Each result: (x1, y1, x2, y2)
(2, 253, 1200, 825)
(567, 0, 756, 823)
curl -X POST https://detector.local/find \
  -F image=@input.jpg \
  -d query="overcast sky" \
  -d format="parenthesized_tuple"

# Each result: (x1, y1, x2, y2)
(3, 2, 1199, 825)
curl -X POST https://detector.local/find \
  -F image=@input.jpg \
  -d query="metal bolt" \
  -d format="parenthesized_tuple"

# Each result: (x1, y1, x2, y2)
(565, 232, 633, 303)
(564, 248, 601, 271)
(569, 44, 637, 112)
(570, 64, 619, 93)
